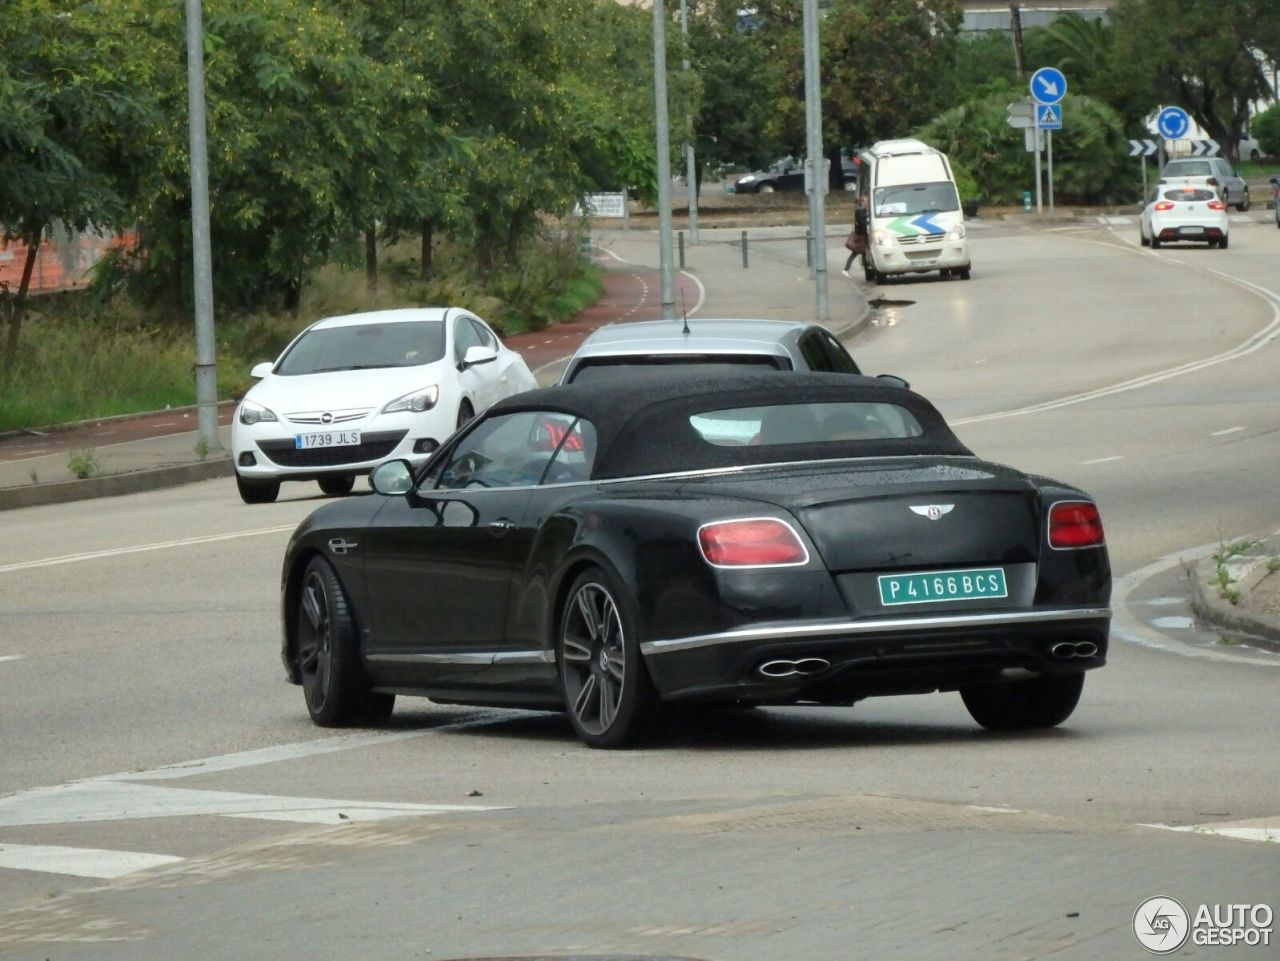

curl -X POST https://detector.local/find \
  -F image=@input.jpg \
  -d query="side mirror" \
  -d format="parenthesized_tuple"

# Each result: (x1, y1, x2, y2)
(459, 345, 498, 370)
(876, 373, 911, 390)
(250, 361, 273, 379)
(369, 459, 415, 496)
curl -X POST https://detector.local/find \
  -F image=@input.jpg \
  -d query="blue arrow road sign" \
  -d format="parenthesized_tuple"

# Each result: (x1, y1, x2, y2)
(1157, 106, 1190, 140)
(1036, 104, 1062, 130)
(1030, 67, 1067, 105)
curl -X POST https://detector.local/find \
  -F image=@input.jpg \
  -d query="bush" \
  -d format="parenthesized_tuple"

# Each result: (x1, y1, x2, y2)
(916, 92, 1133, 205)
(1252, 104, 1280, 158)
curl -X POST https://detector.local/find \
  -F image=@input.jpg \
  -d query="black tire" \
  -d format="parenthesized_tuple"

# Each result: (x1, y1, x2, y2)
(1218, 235, 1230, 249)
(1236, 188, 1250, 212)
(456, 400, 474, 430)
(236, 473, 280, 504)
(958, 267, 972, 280)
(557, 566, 658, 748)
(295, 556, 394, 727)
(961, 673, 1084, 731)
(862, 262, 875, 283)
(1150, 233, 1161, 249)
(758, 182, 776, 194)
(1139, 228, 1150, 247)
(317, 474, 355, 497)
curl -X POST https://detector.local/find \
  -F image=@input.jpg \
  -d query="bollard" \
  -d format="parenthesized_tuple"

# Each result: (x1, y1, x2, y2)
(678, 231, 685, 269)
(741, 230, 749, 269)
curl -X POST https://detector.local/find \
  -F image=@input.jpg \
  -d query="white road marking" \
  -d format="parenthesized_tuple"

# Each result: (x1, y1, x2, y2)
(1211, 426, 1246, 436)
(0, 842, 183, 879)
(1150, 616, 1194, 629)
(0, 656, 22, 664)
(0, 526, 295, 575)
(1080, 455, 1124, 465)
(1144, 821, 1280, 844)
(953, 261, 1280, 427)
(1228, 214, 1253, 223)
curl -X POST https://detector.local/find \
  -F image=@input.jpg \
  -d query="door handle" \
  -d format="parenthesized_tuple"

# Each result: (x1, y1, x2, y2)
(488, 518, 516, 534)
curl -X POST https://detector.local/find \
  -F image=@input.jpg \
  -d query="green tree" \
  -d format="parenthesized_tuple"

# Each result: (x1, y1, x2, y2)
(1252, 104, 1280, 157)
(1110, 0, 1277, 160)
(917, 92, 1130, 204)
(0, 0, 151, 368)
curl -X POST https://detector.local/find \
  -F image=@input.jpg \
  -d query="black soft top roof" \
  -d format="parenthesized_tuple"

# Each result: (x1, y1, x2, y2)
(487, 371, 972, 479)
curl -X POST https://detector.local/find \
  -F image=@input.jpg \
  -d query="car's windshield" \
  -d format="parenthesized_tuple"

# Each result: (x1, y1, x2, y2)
(1162, 160, 1212, 177)
(568, 355, 789, 383)
(873, 181, 959, 216)
(275, 321, 446, 375)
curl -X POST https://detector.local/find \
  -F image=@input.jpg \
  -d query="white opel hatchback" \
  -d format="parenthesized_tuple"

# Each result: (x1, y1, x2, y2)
(231, 307, 536, 503)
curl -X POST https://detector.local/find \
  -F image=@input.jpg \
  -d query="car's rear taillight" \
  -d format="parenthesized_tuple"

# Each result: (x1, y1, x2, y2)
(698, 518, 809, 567)
(1153, 201, 1175, 211)
(1048, 501, 1105, 549)
(1208, 200, 1225, 210)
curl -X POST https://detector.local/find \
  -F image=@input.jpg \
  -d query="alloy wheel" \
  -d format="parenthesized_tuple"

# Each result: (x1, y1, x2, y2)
(560, 582, 626, 736)
(298, 570, 332, 712)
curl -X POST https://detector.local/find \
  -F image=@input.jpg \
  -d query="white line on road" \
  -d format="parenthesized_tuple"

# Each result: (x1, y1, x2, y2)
(953, 256, 1280, 427)
(1211, 426, 1247, 436)
(0, 842, 183, 879)
(0, 656, 22, 664)
(1080, 455, 1124, 465)
(0, 525, 295, 575)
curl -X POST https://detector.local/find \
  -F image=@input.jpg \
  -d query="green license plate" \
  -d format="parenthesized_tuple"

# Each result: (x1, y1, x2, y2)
(878, 567, 1007, 606)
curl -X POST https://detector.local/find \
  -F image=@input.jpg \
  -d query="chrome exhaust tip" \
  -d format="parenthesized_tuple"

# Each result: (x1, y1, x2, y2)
(757, 657, 831, 678)
(1050, 640, 1099, 659)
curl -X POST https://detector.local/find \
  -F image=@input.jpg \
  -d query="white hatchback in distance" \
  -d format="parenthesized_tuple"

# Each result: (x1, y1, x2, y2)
(231, 307, 536, 503)
(1140, 185, 1229, 249)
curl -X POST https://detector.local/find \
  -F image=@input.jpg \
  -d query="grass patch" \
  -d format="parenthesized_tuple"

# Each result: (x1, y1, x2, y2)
(0, 230, 601, 432)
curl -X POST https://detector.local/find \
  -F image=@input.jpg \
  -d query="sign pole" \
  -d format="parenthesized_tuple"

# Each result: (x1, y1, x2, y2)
(1140, 155, 1147, 198)
(1047, 130, 1055, 214)
(1033, 113, 1043, 213)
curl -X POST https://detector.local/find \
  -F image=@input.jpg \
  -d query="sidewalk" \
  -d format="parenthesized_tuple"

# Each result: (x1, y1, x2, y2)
(0, 223, 868, 510)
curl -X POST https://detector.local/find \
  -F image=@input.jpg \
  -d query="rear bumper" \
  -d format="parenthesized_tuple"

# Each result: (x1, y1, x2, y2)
(640, 607, 1109, 703)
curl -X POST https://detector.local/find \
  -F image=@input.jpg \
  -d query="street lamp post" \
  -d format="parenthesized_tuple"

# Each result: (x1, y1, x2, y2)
(680, 0, 698, 245)
(652, 0, 676, 320)
(803, 0, 829, 321)
(185, 0, 220, 450)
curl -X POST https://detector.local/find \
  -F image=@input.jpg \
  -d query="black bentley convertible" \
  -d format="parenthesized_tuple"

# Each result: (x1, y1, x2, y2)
(280, 373, 1110, 748)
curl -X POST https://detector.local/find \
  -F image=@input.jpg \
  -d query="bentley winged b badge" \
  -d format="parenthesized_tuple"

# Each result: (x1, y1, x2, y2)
(909, 504, 954, 521)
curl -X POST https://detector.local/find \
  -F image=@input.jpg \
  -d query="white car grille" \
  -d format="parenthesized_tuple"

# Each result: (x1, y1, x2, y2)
(896, 234, 944, 246)
(285, 408, 372, 425)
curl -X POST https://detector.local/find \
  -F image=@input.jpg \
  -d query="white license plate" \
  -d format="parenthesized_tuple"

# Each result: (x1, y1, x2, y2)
(1180, 226, 1204, 235)
(295, 430, 360, 449)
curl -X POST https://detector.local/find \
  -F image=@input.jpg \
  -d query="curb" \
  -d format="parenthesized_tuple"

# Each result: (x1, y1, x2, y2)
(0, 400, 236, 444)
(1187, 557, 1280, 652)
(0, 457, 233, 512)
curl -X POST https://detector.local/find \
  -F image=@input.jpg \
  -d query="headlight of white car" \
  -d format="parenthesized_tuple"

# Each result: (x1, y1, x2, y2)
(873, 229, 892, 247)
(238, 400, 278, 425)
(382, 385, 440, 414)
(947, 223, 966, 240)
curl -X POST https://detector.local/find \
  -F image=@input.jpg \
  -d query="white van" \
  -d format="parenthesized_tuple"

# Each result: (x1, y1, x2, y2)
(856, 139, 971, 282)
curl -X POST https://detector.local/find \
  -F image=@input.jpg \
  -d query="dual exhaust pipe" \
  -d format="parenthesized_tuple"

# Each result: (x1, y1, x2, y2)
(758, 657, 830, 678)
(1050, 640, 1098, 660)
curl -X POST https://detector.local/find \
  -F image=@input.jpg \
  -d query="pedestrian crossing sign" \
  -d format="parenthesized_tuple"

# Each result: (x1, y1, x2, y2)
(1037, 104, 1062, 130)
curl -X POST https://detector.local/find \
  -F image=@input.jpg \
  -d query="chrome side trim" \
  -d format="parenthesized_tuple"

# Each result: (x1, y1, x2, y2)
(639, 607, 1112, 656)
(364, 649, 555, 667)
(493, 650, 556, 665)
(365, 652, 492, 665)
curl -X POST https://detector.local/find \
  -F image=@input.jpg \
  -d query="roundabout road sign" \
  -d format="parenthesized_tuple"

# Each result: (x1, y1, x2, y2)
(1157, 106, 1190, 140)
(1030, 67, 1067, 105)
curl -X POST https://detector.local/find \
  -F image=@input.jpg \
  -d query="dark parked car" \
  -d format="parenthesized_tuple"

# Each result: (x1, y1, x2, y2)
(734, 155, 859, 194)
(280, 373, 1111, 748)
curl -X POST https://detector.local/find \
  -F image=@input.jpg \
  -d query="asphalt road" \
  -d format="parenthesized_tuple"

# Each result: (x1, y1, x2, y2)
(2, 216, 1279, 960)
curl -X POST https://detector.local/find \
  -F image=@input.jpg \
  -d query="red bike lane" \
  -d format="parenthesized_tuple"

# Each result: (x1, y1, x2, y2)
(0, 262, 697, 462)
